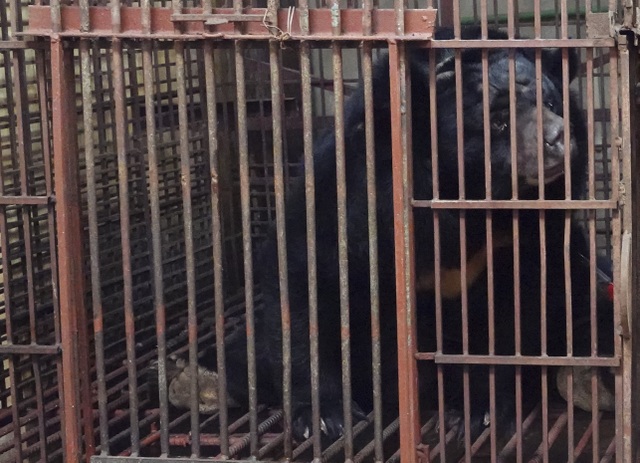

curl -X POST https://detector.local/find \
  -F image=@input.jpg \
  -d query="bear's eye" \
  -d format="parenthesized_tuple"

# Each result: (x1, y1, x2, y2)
(490, 111, 509, 133)
(545, 101, 555, 110)
(491, 121, 508, 133)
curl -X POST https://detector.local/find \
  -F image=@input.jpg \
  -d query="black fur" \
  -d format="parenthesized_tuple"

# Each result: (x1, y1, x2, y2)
(204, 27, 615, 443)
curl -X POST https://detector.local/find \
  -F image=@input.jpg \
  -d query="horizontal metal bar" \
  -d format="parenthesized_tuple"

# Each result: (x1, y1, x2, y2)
(412, 199, 617, 210)
(172, 13, 265, 25)
(0, 40, 47, 49)
(18, 31, 435, 42)
(91, 457, 265, 463)
(26, 6, 436, 40)
(416, 352, 620, 367)
(424, 38, 616, 48)
(0, 195, 53, 205)
(0, 344, 61, 355)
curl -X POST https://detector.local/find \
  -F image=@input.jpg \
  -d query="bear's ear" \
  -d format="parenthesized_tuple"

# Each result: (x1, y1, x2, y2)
(541, 47, 580, 83)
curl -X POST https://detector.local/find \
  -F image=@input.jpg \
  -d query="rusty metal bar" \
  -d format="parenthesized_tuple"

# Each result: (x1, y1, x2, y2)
(0, 195, 51, 204)
(0, 344, 61, 355)
(498, 404, 540, 460)
(79, 18, 110, 459)
(389, 40, 419, 463)
(427, 37, 617, 47)
(362, 0, 382, 459)
(428, 422, 458, 460)
(426, 353, 620, 367)
(26, 6, 436, 39)
(0, 40, 46, 48)
(575, 417, 601, 461)
(585, 46, 603, 463)
(92, 456, 288, 463)
(141, 0, 170, 452)
(232, 35, 258, 458)
(173, 36, 202, 458)
(320, 414, 375, 462)
(618, 32, 636, 463)
(504, 24, 524, 462)
(428, 39, 447, 461)
(527, 411, 569, 462)
(560, 29, 575, 463)
(478, 4, 498, 458)
(328, 0, 356, 455)
(451, 4, 472, 456)
(111, 20, 141, 453)
(600, 431, 618, 463)
(172, 13, 263, 23)
(201, 30, 235, 463)
(353, 416, 404, 463)
(50, 38, 84, 463)
(171, 6, 204, 453)
(35, 33, 63, 463)
(234, 38, 250, 459)
(412, 199, 617, 209)
(269, 27, 294, 463)
(295, 0, 321, 456)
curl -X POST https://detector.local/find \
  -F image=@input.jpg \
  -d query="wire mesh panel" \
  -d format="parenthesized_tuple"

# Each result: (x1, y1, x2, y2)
(4, 0, 637, 462)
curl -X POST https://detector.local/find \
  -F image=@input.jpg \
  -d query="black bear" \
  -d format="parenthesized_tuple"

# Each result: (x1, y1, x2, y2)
(148, 26, 616, 444)
(248, 25, 615, 441)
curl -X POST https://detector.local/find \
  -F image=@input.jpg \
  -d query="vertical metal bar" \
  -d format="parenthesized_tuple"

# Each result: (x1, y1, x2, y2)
(362, 0, 382, 460)
(234, 38, 250, 462)
(533, 5, 549, 462)
(438, 0, 453, 27)
(534, 45, 550, 463)
(74, 0, 97, 458)
(479, 3, 497, 460)
(80, 32, 111, 460)
(170, 2, 201, 453)
(429, 43, 447, 463)
(35, 38, 63, 463)
(617, 34, 635, 463)
(50, 0, 61, 33)
(506, 4, 523, 462)
(51, 38, 84, 463)
(533, 2, 542, 39)
(389, 40, 419, 463)
(323, 0, 354, 456)
(140, 0, 170, 451)
(174, 38, 201, 457)
(256, 64, 275, 237)
(607, 43, 623, 463)
(561, 29, 575, 463)
(584, 46, 602, 463)
(201, 0, 235, 457)
(328, 0, 355, 453)
(451, 4, 472, 459)
(111, 0, 140, 448)
(297, 0, 321, 456)
(269, 27, 295, 463)
(597, 52, 612, 253)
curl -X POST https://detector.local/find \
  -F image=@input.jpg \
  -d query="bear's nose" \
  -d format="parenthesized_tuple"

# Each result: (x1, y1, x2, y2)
(544, 123, 564, 147)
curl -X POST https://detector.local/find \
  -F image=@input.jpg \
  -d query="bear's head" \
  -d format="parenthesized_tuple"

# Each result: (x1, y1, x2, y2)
(422, 29, 587, 201)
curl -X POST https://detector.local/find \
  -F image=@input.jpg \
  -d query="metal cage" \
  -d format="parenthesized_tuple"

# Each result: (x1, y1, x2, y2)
(0, 0, 638, 462)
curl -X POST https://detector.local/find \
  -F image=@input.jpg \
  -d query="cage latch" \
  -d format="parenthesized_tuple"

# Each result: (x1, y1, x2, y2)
(171, 12, 264, 26)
